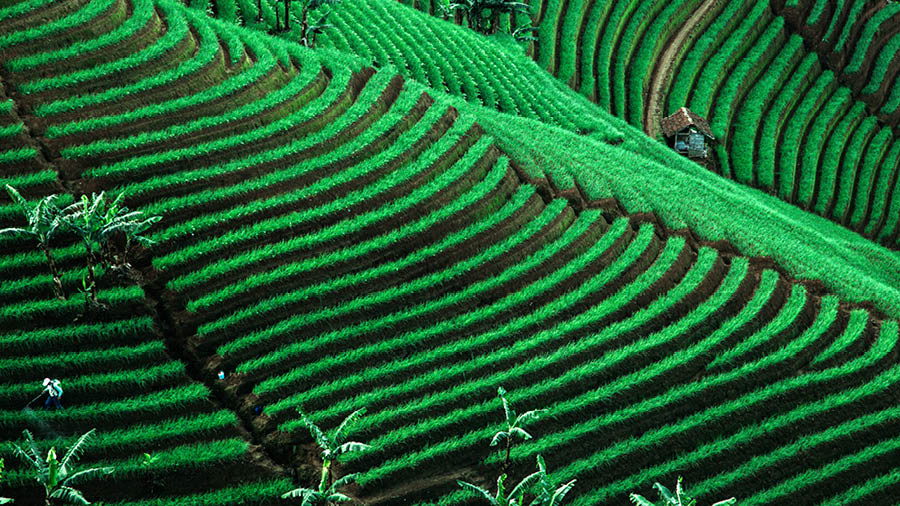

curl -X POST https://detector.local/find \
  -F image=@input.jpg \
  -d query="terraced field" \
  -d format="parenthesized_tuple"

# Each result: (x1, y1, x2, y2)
(390, 0, 900, 253)
(2, 0, 900, 505)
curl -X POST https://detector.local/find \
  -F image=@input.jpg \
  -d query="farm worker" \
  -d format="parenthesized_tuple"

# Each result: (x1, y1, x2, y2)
(42, 378, 63, 410)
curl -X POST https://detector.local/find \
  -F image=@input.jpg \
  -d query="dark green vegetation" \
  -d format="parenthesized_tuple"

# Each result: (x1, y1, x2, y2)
(1, 0, 900, 504)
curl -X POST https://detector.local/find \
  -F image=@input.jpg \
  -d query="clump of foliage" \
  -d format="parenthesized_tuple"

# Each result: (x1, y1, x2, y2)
(1, 186, 66, 300)
(62, 192, 159, 305)
(447, 0, 531, 35)
(2, 186, 159, 307)
(459, 387, 573, 505)
(1, 457, 13, 504)
(630, 477, 736, 506)
(8, 429, 113, 506)
(269, 0, 338, 47)
(491, 386, 545, 470)
(282, 408, 371, 505)
(458, 455, 576, 506)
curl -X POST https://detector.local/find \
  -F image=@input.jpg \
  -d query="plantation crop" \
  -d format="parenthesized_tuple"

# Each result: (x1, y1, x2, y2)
(3, 0, 900, 504)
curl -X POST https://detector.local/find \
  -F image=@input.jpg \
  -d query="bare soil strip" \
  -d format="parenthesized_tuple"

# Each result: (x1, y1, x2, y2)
(642, 0, 718, 138)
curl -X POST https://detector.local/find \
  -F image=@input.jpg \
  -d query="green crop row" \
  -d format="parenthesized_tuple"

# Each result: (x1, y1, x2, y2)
(494, 268, 779, 468)
(0, 0, 117, 51)
(860, 32, 900, 95)
(43, 23, 277, 135)
(226, 183, 542, 372)
(0, 411, 235, 464)
(185, 136, 496, 313)
(0, 362, 185, 408)
(809, 307, 869, 367)
(845, 4, 900, 73)
(812, 102, 865, 216)
(262, 205, 595, 416)
(60, 27, 320, 158)
(0, 0, 56, 23)
(0, 383, 209, 431)
(754, 54, 819, 190)
(0, 340, 167, 382)
(215, 180, 539, 363)
(536, 301, 881, 504)
(861, 140, 900, 236)
(129, 69, 419, 211)
(776, 72, 833, 200)
(0, 316, 155, 355)
(17, 0, 185, 94)
(303, 239, 725, 432)
(35, 6, 219, 118)
(666, 0, 744, 115)
(730, 35, 803, 185)
(6, 0, 153, 72)
(793, 87, 851, 207)
(254, 198, 584, 405)
(152, 100, 462, 271)
(578, 319, 894, 506)
(829, 116, 878, 221)
(105, 479, 294, 506)
(350, 247, 743, 488)
(85, 62, 351, 179)
(705, 283, 808, 371)
(305, 228, 678, 434)
(0, 285, 142, 323)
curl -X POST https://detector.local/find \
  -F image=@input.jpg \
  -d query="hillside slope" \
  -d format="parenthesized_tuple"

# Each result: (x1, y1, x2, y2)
(204, 0, 900, 318)
(2, 0, 900, 505)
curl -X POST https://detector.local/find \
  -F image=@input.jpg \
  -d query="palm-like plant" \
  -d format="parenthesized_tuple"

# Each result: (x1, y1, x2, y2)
(458, 455, 573, 506)
(62, 192, 159, 303)
(9, 429, 113, 506)
(457, 471, 542, 506)
(297, 408, 370, 492)
(531, 456, 575, 506)
(449, 0, 530, 34)
(491, 387, 545, 470)
(0, 457, 13, 504)
(282, 473, 358, 505)
(1, 185, 66, 300)
(629, 477, 736, 506)
(297, 0, 340, 46)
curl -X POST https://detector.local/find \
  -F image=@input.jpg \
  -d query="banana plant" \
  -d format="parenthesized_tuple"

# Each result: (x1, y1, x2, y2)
(531, 456, 575, 506)
(62, 192, 159, 303)
(457, 471, 541, 506)
(8, 429, 113, 506)
(491, 387, 545, 470)
(0, 457, 13, 504)
(629, 477, 736, 506)
(1, 185, 66, 300)
(457, 455, 573, 506)
(296, 408, 371, 492)
(282, 473, 357, 505)
(297, 0, 340, 47)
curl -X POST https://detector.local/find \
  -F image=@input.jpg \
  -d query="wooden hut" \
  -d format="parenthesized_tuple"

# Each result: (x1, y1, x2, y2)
(661, 107, 715, 159)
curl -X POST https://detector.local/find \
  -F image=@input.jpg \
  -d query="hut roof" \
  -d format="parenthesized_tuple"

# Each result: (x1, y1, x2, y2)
(660, 107, 714, 139)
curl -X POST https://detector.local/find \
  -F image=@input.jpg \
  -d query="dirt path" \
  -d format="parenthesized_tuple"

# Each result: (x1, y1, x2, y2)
(643, 0, 718, 137)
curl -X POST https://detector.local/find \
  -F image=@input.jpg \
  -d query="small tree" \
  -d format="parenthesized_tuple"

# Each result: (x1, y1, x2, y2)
(297, 0, 340, 47)
(491, 387, 545, 470)
(0, 458, 13, 504)
(9, 429, 113, 506)
(62, 192, 159, 305)
(1, 186, 66, 300)
(629, 477, 736, 506)
(296, 408, 370, 492)
(282, 473, 358, 505)
(457, 455, 573, 506)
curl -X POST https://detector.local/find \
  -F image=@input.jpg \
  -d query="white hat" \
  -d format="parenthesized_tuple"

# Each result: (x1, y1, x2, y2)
(43, 378, 50, 386)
